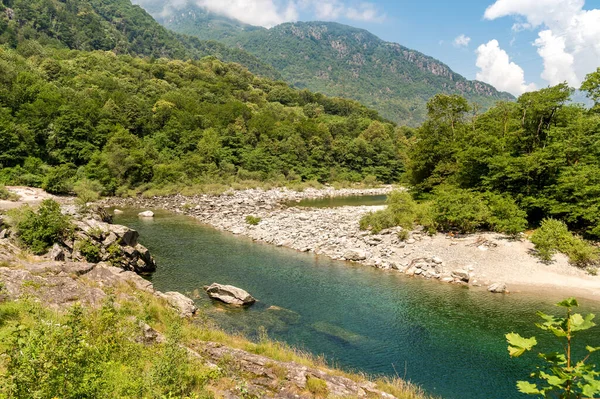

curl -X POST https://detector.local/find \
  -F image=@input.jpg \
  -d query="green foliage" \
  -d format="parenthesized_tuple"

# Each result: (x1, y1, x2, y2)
(531, 219, 599, 267)
(0, 46, 404, 195)
(306, 376, 329, 397)
(359, 191, 417, 234)
(77, 238, 101, 263)
(428, 186, 490, 233)
(0, 0, 279, 79)
(0, 185, 17, 201)
(0, 299, 218, 398)
(73, 178, 102, 209)
(8, 199, 71, 254)
(245, 215, 261, 226)
(507, 297, 600, 398)
(407, 82, 600, 240)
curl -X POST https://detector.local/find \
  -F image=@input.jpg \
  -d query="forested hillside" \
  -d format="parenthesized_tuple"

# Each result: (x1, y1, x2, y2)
(401, 75, 600, 239)
(0, 0, 280, 79)
(156, 5, 513, 126)
(0, 46, 405, 196)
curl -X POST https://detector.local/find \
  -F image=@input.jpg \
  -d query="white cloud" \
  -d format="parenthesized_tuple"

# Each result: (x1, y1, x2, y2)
(483, 0, 600, 87)
(134, 0, 385, 27)
(475, 39, 537, 96)
(196, 0, 298, 27)
(453, 34, 471, 47)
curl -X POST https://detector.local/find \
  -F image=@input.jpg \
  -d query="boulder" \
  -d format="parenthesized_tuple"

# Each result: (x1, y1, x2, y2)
(343, 249, 367, 261)
(158, 291, 197, 317)
(48, 243, 65, 261)
(113, 209, 124, 215)
(205, 283, 256, 306)
(138, 210, 154, 218)
(452, 269, 471, 282)
(488, 282, 508, 294)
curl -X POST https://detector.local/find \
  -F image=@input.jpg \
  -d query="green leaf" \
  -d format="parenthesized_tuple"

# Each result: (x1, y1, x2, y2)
(586, 346, 600, 353)
(556, 297, 578, 308)
(570, 313, 596, 332)
(581, 380, 600, 398)
(517, 381, 541, 395)
(507, 333, 537, 357)
(538, 352, 566, 364)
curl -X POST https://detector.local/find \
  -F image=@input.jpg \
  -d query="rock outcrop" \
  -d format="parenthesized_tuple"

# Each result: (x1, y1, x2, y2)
(205, 283, 256, 306)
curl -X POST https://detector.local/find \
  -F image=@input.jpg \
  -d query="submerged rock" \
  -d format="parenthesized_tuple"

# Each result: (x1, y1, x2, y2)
(205, 283, 256, 306)
(138, 210, 154, 218)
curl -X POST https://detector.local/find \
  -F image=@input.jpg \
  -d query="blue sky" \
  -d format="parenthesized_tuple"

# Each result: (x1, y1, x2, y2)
(135, 0, 600, 96)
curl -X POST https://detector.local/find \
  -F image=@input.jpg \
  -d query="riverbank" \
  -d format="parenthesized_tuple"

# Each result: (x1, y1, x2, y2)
(106, 187, 600, 300)
(0, 208, 418, 399)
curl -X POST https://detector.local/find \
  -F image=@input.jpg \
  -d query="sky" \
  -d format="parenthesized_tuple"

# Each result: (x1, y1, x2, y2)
(132, 0, 600, 97)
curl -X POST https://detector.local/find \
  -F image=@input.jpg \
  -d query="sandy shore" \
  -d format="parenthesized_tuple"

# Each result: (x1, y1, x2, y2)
(104, 187, 600, 300)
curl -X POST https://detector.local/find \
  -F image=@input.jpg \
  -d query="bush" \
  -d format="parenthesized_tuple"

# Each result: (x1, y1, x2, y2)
(359, 191, 417, 233)
(531, 219, 598, 267)
(42, 164, 76, 195)
(429, 186, 490, 233)
(9, 200, 72, 254)
(245, 215, 261, 225)
(483, 192, 528, 236)
(77, 239, 101, 263)
(306, 376, 329, 397)
(73, 179, 103, 208)
(0, 185, 18, 201)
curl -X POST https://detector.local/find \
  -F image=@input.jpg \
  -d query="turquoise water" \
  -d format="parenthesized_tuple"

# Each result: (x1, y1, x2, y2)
(115, 210, 600, 399)
(287, 194, 388, 208)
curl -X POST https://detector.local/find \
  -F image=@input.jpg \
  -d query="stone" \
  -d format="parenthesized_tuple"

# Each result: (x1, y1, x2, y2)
(432, 256, 443, 264)
(48, 243, 65, 261)
(205, 283, 256, 306)
(488, 282, 508, 294)
(113, 209, 124, 215)
(0, 229, 8, 239)
(406, 238, 416, 244)
(108, 224, 139, 247)
(138, 210, 154, 218)
(343, 249, 367, 261)
(452, 269, 471, 282)
(158, 291, 197, 317)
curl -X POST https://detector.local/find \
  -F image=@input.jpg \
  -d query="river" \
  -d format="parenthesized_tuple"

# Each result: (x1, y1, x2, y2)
(115, 209, 600, 399)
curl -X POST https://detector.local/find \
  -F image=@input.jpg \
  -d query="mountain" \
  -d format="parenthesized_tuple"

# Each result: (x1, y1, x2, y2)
(155, 5, 265, 42)
(152, 5, 514, 125)
(0, 0, 280, 79)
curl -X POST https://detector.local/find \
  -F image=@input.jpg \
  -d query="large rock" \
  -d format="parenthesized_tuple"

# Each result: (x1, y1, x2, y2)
(488, 282, 508, 294)
(205, 283, 256, 306)
(452, 269, 471, 282)
(343, 249, 367, 261)
(138, 210, 154, 218)
(48, 243, 65, 261)
(158, 291, 197, 317)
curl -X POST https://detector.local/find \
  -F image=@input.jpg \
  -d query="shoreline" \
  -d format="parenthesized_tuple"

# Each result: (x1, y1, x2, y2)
(104, 187, 600, 301)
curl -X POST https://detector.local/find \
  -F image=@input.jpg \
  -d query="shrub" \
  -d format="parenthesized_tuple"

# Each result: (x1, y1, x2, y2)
(9, 200, 72, 254)
(73, 179, 103, 209)
(0, 185, 18, 201)
(245, 215, 261, 225)
(42, 164, 76, 195)
(531, 218, 598, 266)
(484, 192, 528, 236)
(77, 239, 101, 263)
(306, 376, 329, 397)
(429, 186, 490, 233)
(359, 191, 417, 234)
(397, 229, 410, 241)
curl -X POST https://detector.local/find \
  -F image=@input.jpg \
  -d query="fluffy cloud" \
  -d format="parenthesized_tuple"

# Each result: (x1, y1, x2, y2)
(475, 40, 537, 96)
(453, 34, 471, 47)
(483, 0, 600, 87)
(134, 0, 384, 27)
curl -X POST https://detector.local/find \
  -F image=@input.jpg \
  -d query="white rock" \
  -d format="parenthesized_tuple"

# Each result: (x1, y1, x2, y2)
(138, 210, 154, 218)
(488, 282, 508, 294)
(113, 209, 124, 215)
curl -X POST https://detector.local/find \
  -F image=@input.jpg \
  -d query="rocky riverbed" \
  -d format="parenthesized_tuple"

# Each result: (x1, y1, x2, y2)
(104, 187, 600, 298)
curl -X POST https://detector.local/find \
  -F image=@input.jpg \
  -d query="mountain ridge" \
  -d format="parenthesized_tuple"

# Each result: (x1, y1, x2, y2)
(156, 5, 513, 125)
